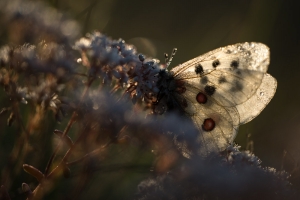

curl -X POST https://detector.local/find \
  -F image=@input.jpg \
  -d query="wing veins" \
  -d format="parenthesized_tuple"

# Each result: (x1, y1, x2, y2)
(182, 89, 238, 143)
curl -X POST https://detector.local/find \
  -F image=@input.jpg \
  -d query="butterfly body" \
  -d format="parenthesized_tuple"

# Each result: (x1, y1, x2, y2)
(154, 69, 188, 115)
(153, 42, 277, 155)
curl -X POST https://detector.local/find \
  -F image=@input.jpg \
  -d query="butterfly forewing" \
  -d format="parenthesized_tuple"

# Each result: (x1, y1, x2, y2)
(172, 42, 270, 106)
(172, 42, 270, 76)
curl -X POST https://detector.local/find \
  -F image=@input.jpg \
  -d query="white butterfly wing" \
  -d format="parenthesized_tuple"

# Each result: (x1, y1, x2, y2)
(236, 73, 277, 124)
(172, 42, 270, 106)
(179, 88, 240, 154)
(169, 42, 275, 154)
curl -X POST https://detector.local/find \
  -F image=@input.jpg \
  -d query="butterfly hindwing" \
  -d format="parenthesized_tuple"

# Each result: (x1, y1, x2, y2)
(236, 73, 277, 124)
(180, 87, 240, 153)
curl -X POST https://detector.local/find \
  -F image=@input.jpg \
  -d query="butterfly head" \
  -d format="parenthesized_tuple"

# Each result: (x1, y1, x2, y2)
(153, 69, 188, 115)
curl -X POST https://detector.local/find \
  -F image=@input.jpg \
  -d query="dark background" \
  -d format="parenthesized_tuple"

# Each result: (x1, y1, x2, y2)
(1, 0, 300, 191)
(60, 0, 299, 171)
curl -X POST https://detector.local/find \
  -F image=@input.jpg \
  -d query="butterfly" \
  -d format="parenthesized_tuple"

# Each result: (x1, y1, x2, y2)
(154, 42, 277, 155)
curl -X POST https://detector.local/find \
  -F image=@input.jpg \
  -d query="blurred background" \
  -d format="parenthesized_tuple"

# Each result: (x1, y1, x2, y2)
(1, 0, 300, 198)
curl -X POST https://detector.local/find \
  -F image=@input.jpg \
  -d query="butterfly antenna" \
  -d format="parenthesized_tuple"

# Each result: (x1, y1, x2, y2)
(165, 48, 177, 69)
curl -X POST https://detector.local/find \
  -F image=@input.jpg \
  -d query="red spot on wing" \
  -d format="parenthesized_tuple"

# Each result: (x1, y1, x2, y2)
(202, 118, 215, 131)
(196, 92, 207, 104)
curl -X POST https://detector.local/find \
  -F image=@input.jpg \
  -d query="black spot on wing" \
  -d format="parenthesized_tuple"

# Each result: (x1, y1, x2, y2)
(230, 60, 239, 69)
(204, 85, 216, 96)
(230, 80, 243, 92)
(212, 59, 220, 68)
(200, 76, 208, 85)
(218, 76, 227, 84)
(195, 64, 204, 74)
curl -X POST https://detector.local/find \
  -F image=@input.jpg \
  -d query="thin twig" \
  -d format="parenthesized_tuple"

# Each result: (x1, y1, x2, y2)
(66, 142, 111, 166)
(44, 77, 95, 175)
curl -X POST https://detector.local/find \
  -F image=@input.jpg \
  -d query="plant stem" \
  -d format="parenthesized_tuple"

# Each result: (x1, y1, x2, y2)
(44, 77, 95, 175)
